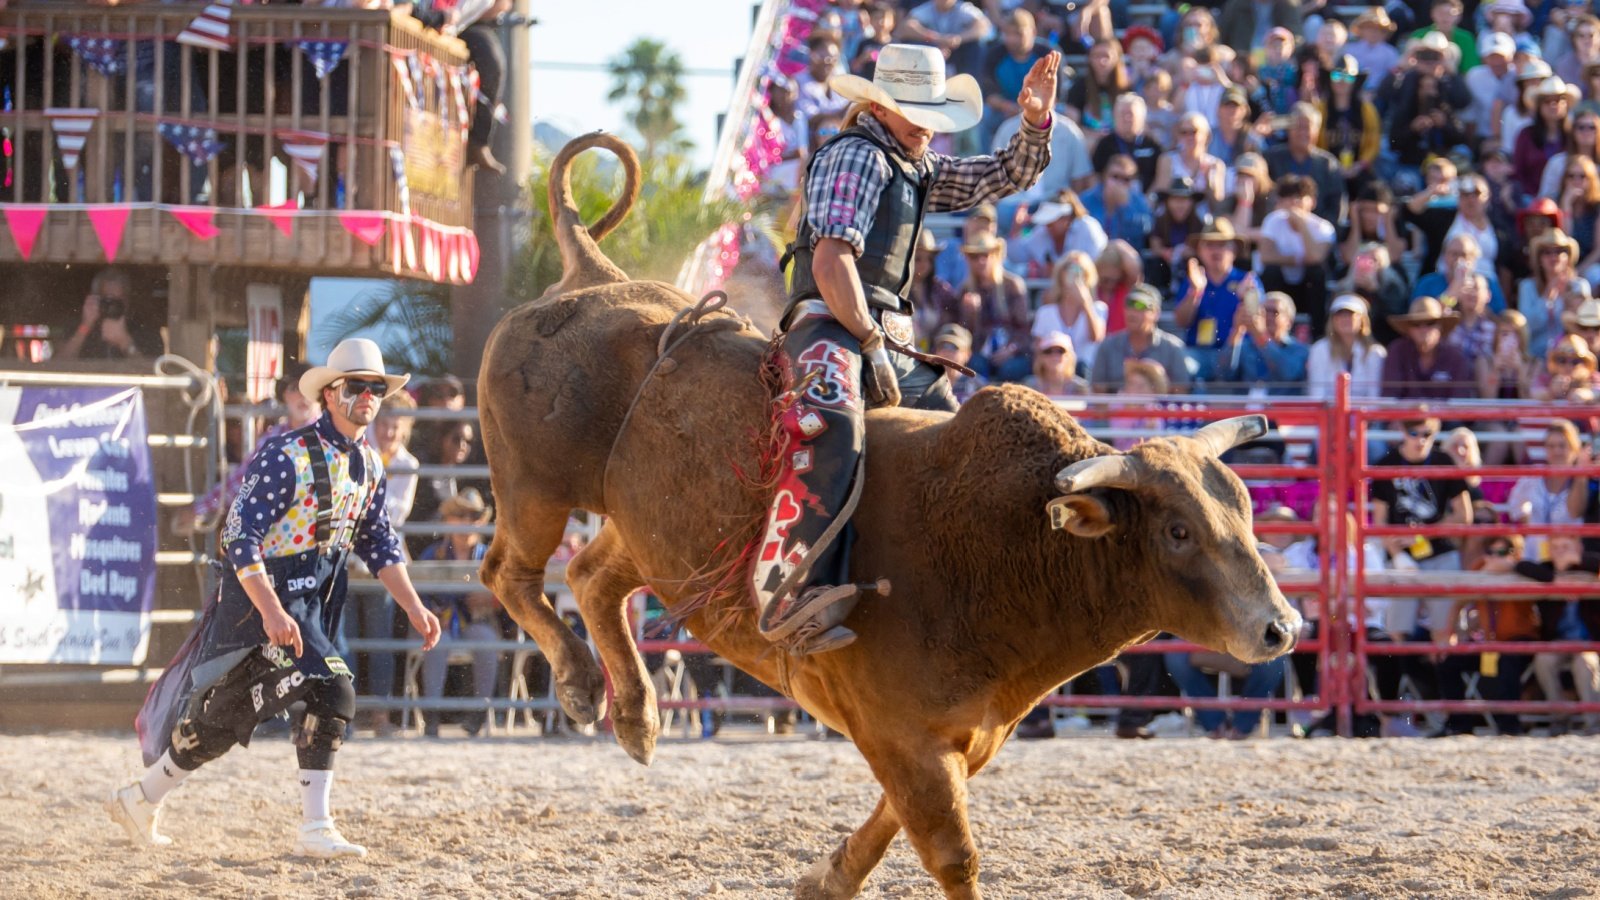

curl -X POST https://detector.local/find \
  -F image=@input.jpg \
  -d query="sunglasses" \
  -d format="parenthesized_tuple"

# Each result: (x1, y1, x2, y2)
(1107, 173, 1134, 183)
(1541, 247, 1570, 256)
(1568, 171, 1587, 180)
(340, 378, 388, 399)
(1579, 123, 1599, 132)
(1330, 71, 1357, 83)
(1406, 428, 1437, 440)
(1487, 544, 1514, 557)
(1553, 355, 1582, 365)
(1042, 347, 1068, 355)
(1544, 96, 1570, 105)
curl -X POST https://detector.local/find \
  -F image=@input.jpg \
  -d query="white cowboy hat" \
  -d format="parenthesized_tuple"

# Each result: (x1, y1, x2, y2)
(827, 43, 983, 133)
(300, 338, 411, 401)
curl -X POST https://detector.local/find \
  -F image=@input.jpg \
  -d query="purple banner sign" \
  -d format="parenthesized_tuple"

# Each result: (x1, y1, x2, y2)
(0, 386, 158, 664)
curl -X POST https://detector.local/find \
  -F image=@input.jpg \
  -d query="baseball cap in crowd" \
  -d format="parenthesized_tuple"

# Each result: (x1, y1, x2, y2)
(1510, 58, 1548, 82)
(933, 323, 972, 351)
(1329, 294, 1369, 318)
(1479, 31, 1515, 62)
(1039, 331, 1074, 353)
(970, 202, 998, 224)
(1030, 202, 1073, 227)
(1516, 43, 1548, 68)
(1123, 25, 1163, 53)
(1125, 283, 1162, 311)
(1221, 85, 1249, 107)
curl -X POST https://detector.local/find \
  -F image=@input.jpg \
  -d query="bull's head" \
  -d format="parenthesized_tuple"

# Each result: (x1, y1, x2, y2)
(1046, 415, 1302, 663)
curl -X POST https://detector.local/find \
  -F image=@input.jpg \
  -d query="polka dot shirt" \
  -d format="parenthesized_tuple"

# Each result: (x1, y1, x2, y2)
(221, 413, 403, 578)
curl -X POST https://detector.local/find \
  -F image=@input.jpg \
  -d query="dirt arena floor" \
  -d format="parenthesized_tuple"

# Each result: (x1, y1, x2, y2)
(4, 729, 1599, 898)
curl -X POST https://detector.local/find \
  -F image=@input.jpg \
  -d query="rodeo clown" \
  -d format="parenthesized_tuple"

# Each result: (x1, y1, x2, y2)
(756, 44, 1058, 655)
(109, 339, 442, 857)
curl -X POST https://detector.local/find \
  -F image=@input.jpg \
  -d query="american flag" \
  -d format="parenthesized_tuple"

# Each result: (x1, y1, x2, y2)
(158, 123, 225, 165)
(67, 37, 126, 77)
(297, 40, 348, 80)
(281, 130, 328, 183)
(45, 108, 99, 171)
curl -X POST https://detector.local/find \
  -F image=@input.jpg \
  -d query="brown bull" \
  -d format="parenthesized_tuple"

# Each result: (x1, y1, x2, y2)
(478, 133, 1301, 899)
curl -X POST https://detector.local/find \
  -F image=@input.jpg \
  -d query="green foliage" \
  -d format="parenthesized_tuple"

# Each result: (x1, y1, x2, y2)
(508, 146, 744, 305)
(607, 38, 691, 159)
(314, 281, 454, 376)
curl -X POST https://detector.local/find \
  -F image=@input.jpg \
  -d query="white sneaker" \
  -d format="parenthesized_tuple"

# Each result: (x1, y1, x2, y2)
(293, 819, 367, 859)
(106, 782, 173, 847)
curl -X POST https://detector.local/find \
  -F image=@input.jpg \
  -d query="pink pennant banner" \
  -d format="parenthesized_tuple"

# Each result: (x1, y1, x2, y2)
(338, 212, 386, 247)
(422, 221, 441, 281)
(169, 206, 218, 240)
(87, 206, 130, 262)
(3, 206, 47, 260)
(464, 231, 480, 282)
(256, 200, 298, 238)
(45, 107, 99, 171)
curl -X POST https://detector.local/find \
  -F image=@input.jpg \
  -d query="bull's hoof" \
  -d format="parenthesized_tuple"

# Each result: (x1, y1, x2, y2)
(609, 686, 658, 766)
(794, 854, 854, 899)
(555, 662, 609, 725)
(612, 704, 659, 767)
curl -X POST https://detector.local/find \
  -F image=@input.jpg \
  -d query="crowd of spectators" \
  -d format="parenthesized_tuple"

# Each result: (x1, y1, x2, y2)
(754, 0, 1600, 738)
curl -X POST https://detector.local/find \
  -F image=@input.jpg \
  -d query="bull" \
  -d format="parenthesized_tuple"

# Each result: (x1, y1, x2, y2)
(477, 133, 1301, 899)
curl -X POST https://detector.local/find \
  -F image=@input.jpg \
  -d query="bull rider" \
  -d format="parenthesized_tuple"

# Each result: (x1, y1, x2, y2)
(756, 43, 1059, 655)
(109, 339, 442, 858)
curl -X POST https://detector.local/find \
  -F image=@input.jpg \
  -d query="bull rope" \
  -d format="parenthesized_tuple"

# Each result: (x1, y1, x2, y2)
(598, 289, 747, 513)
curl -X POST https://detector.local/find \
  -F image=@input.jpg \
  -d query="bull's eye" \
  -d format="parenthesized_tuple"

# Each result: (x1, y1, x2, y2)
(1169, 524, 1189, 542)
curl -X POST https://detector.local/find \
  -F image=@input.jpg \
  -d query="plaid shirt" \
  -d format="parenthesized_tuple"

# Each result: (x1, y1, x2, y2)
(803, 111, 1053, 255)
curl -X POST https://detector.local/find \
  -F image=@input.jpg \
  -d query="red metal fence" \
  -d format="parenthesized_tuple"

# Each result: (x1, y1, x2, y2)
(620, 374, 1600, 738)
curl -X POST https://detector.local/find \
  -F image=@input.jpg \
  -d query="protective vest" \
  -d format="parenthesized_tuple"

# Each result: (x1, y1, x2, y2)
(785, 125, 931, 320)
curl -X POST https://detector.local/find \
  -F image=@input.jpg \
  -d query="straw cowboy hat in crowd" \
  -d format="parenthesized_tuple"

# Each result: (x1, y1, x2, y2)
(1562, 298, 1600, 331)
(438, 487, 493, 523)
(828, 43, 983, 133)
(1387, 296, 1460, 338)
(1528, 227, 1581, 263)
(300, 337, 411, 401)
(961, 232, 1006, 256)
(1534, 76, 1582, 105)
(1352, 7, 1397, 34)
(1187, 217, 1246, 250)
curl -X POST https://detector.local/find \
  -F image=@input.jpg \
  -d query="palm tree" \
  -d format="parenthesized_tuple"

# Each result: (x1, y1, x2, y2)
(606, 38, 691, 159)
(314, 280, 453, 376)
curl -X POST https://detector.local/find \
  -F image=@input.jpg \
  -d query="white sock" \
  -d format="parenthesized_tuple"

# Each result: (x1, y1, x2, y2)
(299, 769, 334, 822)
(138, 750, 192, 804)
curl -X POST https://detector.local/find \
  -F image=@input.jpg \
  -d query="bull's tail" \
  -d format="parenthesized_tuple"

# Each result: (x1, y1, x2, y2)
(545, 131, 641, 294)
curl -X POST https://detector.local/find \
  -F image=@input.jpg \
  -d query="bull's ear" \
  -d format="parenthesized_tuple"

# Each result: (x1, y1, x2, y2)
(1047, 495, 1115, 538)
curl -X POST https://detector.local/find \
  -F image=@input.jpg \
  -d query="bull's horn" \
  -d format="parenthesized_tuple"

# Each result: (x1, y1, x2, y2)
(1191, 415, 1269, 458)
(1054, 454, 1143, 494)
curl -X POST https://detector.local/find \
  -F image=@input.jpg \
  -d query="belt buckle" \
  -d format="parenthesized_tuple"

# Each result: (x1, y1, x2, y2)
(879, 311, 914, 348)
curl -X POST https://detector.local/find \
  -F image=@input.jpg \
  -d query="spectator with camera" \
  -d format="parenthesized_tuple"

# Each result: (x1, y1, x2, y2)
(58, 268, 164, 361)
(1215, 291, 1309, 395)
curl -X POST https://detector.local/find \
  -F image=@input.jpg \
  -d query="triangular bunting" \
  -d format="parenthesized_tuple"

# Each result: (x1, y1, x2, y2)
(87, 206, 131, 262)
(393, 56, 420, 110)
(158, 123, 225, 165)
(44, 108, 99, 171)
(169, 206, 219, 240)
(338, 212, 386, 247)
(3, 206, 48, 260)
(297, 40, 348, 80)
(256, 200, 298, 238)
(422, 221, 440, 281)
(177, 2, 234, 52)
(464, 231, 480, 281)
(281, 131, 328, 183)
(66, 36, 126, 77)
